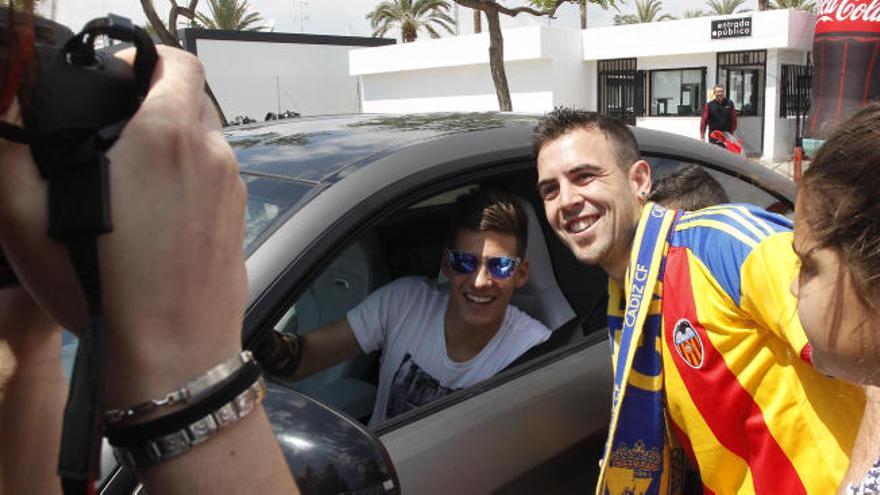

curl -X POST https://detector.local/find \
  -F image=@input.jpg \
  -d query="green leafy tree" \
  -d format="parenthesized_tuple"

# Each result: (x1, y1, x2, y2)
(614, 0, 675, 24)
(769, 0, 817, 13)
(704, 0, 750, 15)
(452, 0, 618, 111)
(194, 0, 265, 31)
(366, 0, 456, 43)
(532, 0, 617, 29)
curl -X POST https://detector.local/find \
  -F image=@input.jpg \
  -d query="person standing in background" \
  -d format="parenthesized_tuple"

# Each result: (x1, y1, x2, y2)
(700, 85, 737, 147)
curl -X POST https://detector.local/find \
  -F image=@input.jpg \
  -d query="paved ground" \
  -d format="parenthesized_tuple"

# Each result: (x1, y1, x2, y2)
(749, 157, 810, 181)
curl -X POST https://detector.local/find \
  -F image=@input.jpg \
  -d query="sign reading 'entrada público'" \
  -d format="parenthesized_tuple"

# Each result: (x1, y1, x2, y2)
(711, 16, 752, 39)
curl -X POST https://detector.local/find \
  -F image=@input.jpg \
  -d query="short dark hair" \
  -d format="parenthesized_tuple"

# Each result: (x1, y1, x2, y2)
(532, 108, 641, 170)
(447, 187, 528, 258)
(649, 165, 729, 211)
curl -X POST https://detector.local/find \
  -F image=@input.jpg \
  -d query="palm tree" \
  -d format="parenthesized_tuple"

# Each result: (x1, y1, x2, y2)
(367, 0, 456, 43)
(614, 0, 675, 24)
(769, 0, 817, 12)
(705, 0, 750, 15)
(576, 0, 616, 29)
(195, 0, 265, 31)
(682, 9, 707, 18)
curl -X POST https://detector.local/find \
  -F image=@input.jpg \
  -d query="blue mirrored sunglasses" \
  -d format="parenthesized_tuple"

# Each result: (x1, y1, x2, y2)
(446, 249, 521, 280)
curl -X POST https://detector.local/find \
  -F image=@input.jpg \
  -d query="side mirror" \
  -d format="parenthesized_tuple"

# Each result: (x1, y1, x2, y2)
(263, 382, 400, 495)
(96, 382, 400, 494)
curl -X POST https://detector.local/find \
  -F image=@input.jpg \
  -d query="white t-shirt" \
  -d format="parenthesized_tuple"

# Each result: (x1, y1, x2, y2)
(347, 276, 551, 424)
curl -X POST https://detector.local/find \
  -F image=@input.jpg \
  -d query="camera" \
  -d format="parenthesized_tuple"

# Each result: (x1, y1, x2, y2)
(0, 12, 157, 288)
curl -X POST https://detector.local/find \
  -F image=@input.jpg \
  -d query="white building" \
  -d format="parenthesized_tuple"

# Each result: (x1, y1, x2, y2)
(350, 9, 815, 162)
(182, 29, 394, 121)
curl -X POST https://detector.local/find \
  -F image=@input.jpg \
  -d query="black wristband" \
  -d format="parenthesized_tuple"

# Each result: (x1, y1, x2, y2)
(106, 360, 261, 447)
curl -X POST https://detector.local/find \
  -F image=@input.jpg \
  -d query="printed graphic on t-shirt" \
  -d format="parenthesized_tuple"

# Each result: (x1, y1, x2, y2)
(386, 353, 459, 419)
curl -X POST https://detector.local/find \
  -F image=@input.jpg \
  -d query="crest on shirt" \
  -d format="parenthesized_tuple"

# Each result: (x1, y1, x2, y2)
(673, 319, 704, 369)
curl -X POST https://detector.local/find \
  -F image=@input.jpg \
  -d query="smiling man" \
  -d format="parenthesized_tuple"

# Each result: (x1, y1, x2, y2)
(533, 108, 864, 495)
(254, 188, 550, 424)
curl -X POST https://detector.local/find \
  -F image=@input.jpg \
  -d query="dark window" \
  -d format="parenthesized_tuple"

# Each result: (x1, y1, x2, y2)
(717, 50, 767, 117)
(598, 58, 644, 125)
(718, 67, 762, 116)
(780, 64, 812, 118)
(718, 50, 765, 66)
(648, 68, 706, 116)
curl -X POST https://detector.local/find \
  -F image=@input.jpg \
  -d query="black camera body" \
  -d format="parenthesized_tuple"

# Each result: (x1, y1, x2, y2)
(24, 27, 141, 142)
(0, 13, 156, 283)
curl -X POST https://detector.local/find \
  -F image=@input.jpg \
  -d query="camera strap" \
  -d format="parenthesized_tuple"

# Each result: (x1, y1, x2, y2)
(0, 15, 156, 495)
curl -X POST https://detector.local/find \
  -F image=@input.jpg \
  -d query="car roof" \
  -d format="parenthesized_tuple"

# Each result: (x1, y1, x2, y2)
(227, 113, 538, 184)
(227, 112, 795, 203)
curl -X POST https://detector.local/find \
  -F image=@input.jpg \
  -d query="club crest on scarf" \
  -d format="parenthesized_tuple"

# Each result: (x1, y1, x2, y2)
(672, 319, 704, 369)
(607, 440, 663, 494)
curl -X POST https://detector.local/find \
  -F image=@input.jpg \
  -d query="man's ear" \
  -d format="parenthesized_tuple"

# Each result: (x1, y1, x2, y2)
(629, 160, 652, 201)
(514, 259, 530, 289)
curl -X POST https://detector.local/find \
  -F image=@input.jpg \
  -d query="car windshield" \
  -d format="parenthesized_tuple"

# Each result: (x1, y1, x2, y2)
(242, 174, 316, 256)
(61, 173, 316, 380)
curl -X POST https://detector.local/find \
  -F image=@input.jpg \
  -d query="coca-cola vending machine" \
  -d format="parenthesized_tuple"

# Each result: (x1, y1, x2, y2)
(805, 0, 880, 143)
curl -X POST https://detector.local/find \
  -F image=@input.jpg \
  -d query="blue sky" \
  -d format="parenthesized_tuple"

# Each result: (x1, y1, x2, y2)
(53, 0, 767, 40)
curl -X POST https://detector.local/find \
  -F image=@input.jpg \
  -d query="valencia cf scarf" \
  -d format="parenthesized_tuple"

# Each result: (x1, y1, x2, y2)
(597, 203, 681, 495)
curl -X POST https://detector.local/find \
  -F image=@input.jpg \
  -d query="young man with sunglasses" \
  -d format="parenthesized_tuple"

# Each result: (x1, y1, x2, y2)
(255, 188, 550, 424)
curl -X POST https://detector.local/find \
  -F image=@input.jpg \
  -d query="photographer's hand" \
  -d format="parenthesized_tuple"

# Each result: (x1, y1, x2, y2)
(0, 45, 296, 493)
(101, 45, 296, 494)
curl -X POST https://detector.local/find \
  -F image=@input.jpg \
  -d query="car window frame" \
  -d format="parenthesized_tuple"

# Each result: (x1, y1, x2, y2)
(249, 157, 606, 434)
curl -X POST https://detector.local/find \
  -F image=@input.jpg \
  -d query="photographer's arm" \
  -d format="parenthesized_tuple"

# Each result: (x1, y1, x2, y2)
(0, 46, 298, 494)
(0, 288, 65, 495)
(100, 46, 296, 495)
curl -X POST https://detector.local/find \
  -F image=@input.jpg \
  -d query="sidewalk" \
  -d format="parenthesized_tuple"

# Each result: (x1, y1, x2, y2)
(749, 157, 807, 181)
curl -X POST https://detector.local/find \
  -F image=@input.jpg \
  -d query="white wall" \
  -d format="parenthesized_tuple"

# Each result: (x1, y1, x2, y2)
(360, 59, 554, 113)
(197, 38, 366, 119)
(352, 26, 586, 114)
(583, 9, 815, 60)
(583, 60, 598, 111)
(636, 117, 701, 140)
(764, 48, 811, 161)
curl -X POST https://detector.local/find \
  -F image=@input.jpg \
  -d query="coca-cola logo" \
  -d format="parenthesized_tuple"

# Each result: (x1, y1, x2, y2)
(817, 0, 880, 33)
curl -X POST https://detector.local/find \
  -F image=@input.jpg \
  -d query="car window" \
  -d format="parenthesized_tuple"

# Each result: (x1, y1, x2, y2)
(58, 174, 317, 383)
(261, 176, 589, 428)
(243, 174, 316, 255)
(645, 155, 792, 215)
